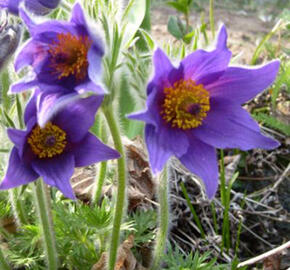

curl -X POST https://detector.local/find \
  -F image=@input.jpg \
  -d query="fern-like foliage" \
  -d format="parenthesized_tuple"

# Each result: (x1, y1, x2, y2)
(163, 244, 229, 270)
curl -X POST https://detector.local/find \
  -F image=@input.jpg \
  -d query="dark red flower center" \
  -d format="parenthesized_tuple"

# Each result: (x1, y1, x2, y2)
(48, 32, 92, 81)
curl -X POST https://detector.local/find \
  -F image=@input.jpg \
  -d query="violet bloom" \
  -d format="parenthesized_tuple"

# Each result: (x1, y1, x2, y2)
(0, 92, 120, 199)
(11, 3, 104, 96)
(0, 0, 60, 16)
(129, 25, 280, 198)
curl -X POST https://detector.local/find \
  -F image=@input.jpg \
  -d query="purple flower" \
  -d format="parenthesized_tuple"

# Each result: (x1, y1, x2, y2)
(0, 92, 120, 199)
(129, 25, 280, 198)
(0, 0, 60, 16)
(11, 3, 104, 96)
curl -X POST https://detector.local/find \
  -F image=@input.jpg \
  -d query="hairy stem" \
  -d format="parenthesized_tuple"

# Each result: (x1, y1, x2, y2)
(32, 180, 58, 270)
(93, 117, 108, 203)
(8, 188, 28, 227)
(93, 162, 108, 203)
(151, 166, 169, 270)
(103, 106, 127, 270)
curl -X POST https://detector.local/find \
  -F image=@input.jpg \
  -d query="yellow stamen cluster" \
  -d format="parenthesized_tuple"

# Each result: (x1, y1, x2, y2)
(49, 33, 91, 81)
(161, 79, 210, 130)
(27, 122, 67, 158)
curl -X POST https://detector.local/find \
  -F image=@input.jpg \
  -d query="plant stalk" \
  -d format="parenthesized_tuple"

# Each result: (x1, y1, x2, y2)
(8, 188, 28, 227)
(151, 165, 169, 270)
(209, 0, 215, 39)
(103, 106, 127, 270)
(93, 162, 108, 203)
(93, 116, 108, 203)
(32, 180, 58, 270)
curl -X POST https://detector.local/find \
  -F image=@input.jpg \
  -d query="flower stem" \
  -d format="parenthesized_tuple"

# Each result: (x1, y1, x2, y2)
(32, 180, 58, 270)
(102, 106, 127, 270)
(151, 165, 169, 270)
(8, 188, 28, 227)
(93, 117, 108, 203)
(93, 162, 108, 203)
(209, 0, 215, 39)
(0, 247, 10, 270)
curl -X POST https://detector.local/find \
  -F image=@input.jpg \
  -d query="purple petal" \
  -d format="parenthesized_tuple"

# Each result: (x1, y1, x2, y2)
(36, 91, 81, 128)
(7, 118, 36, 156)
(52, 95, 102, 142)
(70, 2, 104, 57)
(207, 60, 280, 104)
(24, 89, 40, 125)
(20, 8, 76, 36)
(24, 0, 59, 15)
(19, 8, 36, 32)
(87, 48, 103, 85)
(75, 80, 106, 95)
(31, 153, 76, 199)
(145, 125, 172, 175)
(179, 138, 218, 199)
(192, 98, 280, 150)
(72, 133, 120, 167)
(127, 89, 160, 128)
(9, 77, 38, 93)
(7, 129, 27, 149)
(70, 2, 86, 25)
(37, 0, 60, 9)
(0, 148, 38, 189)
(148, 48, 175, 95)
(215, 24, 228, 51)
(0, 0, 21, 15)
(181, 25, 231, 84)
(14, 40, 47, 72)
(158, 124, 189, 158)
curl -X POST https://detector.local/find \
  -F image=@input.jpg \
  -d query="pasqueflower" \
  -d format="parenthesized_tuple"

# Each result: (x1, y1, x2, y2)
(0, 0, 60, 16)
(11, 3, 104, 96)
(129, 25, 280, 198)
(0, 92, 120, 199)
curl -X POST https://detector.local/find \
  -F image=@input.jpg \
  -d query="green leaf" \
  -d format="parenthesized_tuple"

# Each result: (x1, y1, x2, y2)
(139, 29, 155, 51)
(253, 113, 290, 136)
(167, 1, 188, 14)
(183, 30, 195, 44)
(3, 110, 15, 128)
(118, 73, 143, 139)
(16, 95, 24, 129)
(0, 70, 11, 111)
(272, 61, 290, 108)
(122, 0, 146, 48)
(251, 19, 283, 65)
(167, 16, 186, 40)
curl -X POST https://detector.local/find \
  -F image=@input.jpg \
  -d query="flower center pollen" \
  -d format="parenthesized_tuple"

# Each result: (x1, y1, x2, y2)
(161, 80, 210, 130)
(48, 33, 92, 81)
(27, 122, 67, 158)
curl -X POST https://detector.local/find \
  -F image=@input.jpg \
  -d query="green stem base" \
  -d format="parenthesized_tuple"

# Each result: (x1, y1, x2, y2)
(103, 107, 127, 270)
(32, 180, 58, 270)
(151, 166, 169, 270)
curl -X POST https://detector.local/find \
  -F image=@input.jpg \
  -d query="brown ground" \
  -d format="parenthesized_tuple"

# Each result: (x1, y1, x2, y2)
(150, 5, 281, 64)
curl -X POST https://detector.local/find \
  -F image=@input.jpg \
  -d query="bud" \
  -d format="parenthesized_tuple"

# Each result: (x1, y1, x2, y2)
(24, 0, 61, 15)
(0, 0, 60, 16)
(0, 10, 22, 71)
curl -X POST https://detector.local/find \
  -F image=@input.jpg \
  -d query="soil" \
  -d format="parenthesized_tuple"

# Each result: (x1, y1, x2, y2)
(150, 4, 282, 64)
